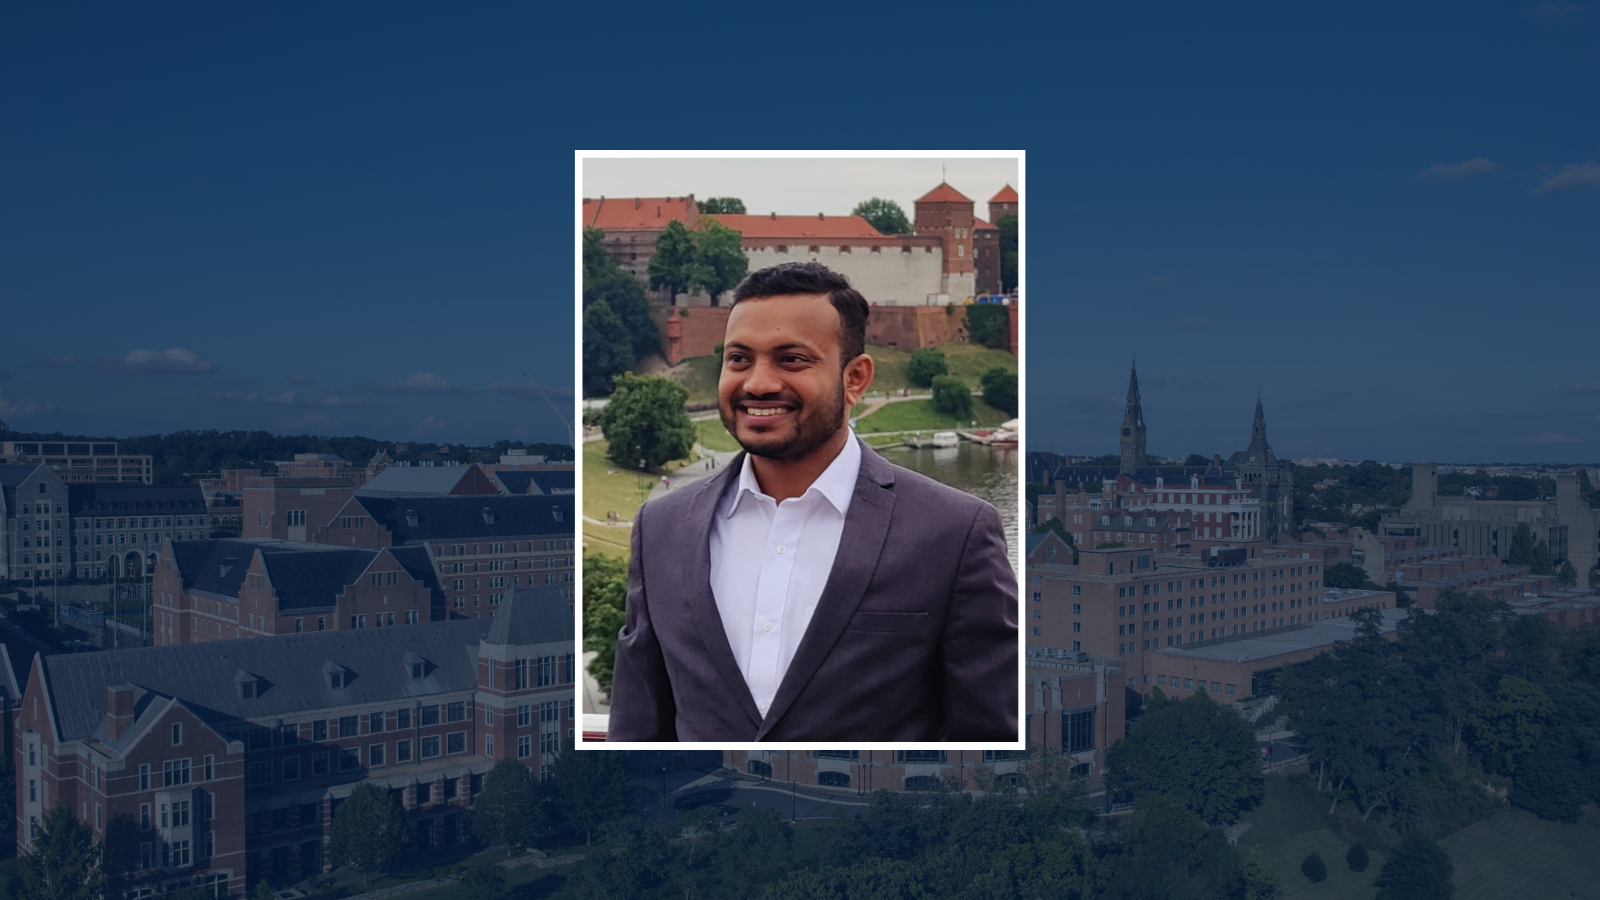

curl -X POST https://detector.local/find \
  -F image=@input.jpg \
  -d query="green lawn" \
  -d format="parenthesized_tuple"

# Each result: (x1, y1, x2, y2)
(673, 355, 723, 405)
(582, 440, 658, 526)
(694, 417, 740, 453)
(1443, 808, 1600, 900)
(853, 397, 1011, 434)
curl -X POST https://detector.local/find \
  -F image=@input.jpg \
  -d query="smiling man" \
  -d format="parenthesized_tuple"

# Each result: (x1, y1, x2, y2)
(607, 262, 1017, 742)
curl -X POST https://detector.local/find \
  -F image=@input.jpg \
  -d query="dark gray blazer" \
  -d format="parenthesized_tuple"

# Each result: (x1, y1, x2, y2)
(607, 440, 1017, 742)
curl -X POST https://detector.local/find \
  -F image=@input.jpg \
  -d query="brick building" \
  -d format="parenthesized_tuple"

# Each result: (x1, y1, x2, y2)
(988, 184, 1018, 227)
(912, 182, 976, 300)
(15, 585, 575, 898)
(973, 217, 1000, 295)
(581, 195, 700, 281)
(155, 495, 577, 644)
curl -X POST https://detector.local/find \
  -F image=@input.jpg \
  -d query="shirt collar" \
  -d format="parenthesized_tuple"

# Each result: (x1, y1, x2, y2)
(725, 430, 861, 519)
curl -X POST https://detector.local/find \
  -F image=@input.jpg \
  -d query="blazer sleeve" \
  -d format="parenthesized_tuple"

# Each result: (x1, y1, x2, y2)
(604, 501, 678, 742)
(942, 500, 1019, 741)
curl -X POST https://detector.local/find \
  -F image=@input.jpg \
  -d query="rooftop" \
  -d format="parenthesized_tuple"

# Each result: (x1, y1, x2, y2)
(917, 182, 973, 204)
(705, 212, 885, 240)
(1157, 606, 1407, 665)
(582, 195, 695, 231)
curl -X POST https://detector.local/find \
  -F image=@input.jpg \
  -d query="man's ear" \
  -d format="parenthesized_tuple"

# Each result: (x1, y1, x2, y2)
(843, 353, 874, 407)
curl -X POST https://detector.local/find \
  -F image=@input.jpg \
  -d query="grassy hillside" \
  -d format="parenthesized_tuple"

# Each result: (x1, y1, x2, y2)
(666, 341, 1016, 405)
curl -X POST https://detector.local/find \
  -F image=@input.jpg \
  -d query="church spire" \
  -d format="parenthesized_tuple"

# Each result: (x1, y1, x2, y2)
(1120, 356, 1147, 473)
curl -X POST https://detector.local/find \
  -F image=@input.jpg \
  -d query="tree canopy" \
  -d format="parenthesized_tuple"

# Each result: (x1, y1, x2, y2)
(551, 740, 633, 845)
(600, 374, 694, 469)
(930, 375, 972, 420)
(20, 806, 105, 900)
(1374, 833, 1455, 900)
(583, 551, 628, 693)
(997, 213, 1018, 292)
(646, 219, 696, 298)
(1105, 688, 1263, 824)
(964, 304, 1010, 349)
(980, 366, 1017, 416)
(326, 782, 408, 885)
(650, 218, 749, 303)
(471, 757, 548, 854)
(906, 347, 948, 387)
(850, 197, 911, 235)
(699, 197, 746, 214)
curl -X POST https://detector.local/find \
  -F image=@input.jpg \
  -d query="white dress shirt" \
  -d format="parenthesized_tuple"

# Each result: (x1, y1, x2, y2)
(709, 433, 862, 718)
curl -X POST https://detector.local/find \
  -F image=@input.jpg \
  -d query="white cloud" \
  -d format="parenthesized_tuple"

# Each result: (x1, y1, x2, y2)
(1416, 158, 1497, 182)
(97, 347, 218, 374)
(0, 390, 51, 417)
(373, 372, 458, 394)
(1528, 1, 1583, 18)
(1534, 162, 1600, 194)
(211, 390, 373, 408)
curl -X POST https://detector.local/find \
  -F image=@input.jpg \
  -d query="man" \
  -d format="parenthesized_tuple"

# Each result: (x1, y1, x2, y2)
(608, 262, 1016, 742)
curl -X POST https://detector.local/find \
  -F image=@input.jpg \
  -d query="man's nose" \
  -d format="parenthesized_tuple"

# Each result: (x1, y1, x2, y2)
(742, 358, 784, 396)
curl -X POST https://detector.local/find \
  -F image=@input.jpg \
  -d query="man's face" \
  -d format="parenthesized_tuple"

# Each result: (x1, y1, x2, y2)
(718, 293, 868, 462)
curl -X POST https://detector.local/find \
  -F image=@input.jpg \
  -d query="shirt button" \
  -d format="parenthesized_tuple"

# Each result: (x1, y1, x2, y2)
(758, 703, 769, 715)
(776, 545, 786, 555)
(762, 621, 774, 632)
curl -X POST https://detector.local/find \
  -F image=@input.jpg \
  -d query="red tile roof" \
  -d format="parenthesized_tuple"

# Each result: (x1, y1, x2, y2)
(973, 217, 997, 231)
(916, 182, 973, 204)
(990, 184, 1019, 203)
(582, 196, 695, 231)
(706, 213, 884, 240)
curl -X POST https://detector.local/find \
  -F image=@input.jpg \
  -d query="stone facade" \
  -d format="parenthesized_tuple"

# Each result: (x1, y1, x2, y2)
(739, 239, 946, 306)
(1, 440, 152, 484)
(1382, 464, 1600, 580)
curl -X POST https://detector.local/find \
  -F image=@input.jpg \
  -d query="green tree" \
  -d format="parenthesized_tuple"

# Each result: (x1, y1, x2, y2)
(980, 366, 1017, 416)
(687, 218, 749, 302)
(1467, 674, 1553, 775)
(997, 213, 1018, 292)
(1507, 522, 1535, 567)
(1557, 558, 1577, 586)
(583, 551, 628, 694)
(1185, 453, 1209, 466)
(252, 881, 275, 900)
(472, 758, 547, 854)
(551, 740, 633, 845)
(647, 219, 696, 298)
(1347, 841, 1370, 872)
(930, 375, 972, 420)
(965, 303, 1010, 349)
(699, 197, 746, 214)
(905, 348, 947, 387)
(20, 806, 106, 900)
(1560, 625, 1600, 687)
(0, 753, 13, 837)
(1531, 537, 1555, 576)
(325, 782, 409, 886)
(600, 374, 694, 469)
(1374, 833, 1454, 900)
(1104, 688, 1264, 823)
(582, 299, 634, 396)
(582, 227, 656, 358)
(850, 197, 911, 235)
(1323, 562, 1369, 589)
(1301, 851, 1327, 883)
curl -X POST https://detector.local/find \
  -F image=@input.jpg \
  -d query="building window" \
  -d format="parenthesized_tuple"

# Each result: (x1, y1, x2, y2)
(370, 744, 385, 767)
(397, 740, 412, 763)
(248, 761, 272, 786)
(163, 759, 190, 787)
(817, 771, 850, 787)
(311, 752, 330, 777)
(339, 716, 358, 737)
(447, 701, 465, 722)
(283, 757, 300, 781)
(421, 706, 440, 726)
(517, 705, 531, 727)
(171, 723, 182, 745)
(1065, 708, 1095, 754)
(895, 750, 947, 764)
(339, 748, 361, 771)
(312, 720, 327, 741)
(446, 732, 466, 754)
(140, 803, 150, 830)
(139, 764, 149, 791)
(486, 734, 494, 757)
(397, 708, 411, 729)
(370, 712, 384, 733)
(421, 736, 441, 758)
(517, 736, 531, 759)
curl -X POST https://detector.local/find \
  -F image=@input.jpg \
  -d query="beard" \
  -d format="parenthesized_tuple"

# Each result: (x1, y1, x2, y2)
(720, 379, 848, 462)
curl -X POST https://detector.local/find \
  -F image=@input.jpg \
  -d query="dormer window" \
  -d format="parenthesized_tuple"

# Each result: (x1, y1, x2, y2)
(234, 669, 259, 699)
(323, 660, 348, 690)
(482, 508, 495, 524)
(329, 671, 344, 689)
(402, 651, 429, 680)
(552, 509, 564, 522)
(405, 510, 419, 527)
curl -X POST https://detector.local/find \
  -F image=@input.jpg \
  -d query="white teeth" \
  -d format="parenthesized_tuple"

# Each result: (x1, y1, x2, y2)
(746, 407, 787, 417)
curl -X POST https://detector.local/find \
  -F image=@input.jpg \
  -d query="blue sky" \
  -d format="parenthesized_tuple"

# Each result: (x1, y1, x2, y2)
(1, 4, 1595, 461)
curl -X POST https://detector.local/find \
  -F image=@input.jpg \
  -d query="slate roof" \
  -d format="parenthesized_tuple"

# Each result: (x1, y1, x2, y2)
(494, 471, 574, 496)
(357, 495, 574, 543)
(1025, 533, 1046, 554)
(42, 617, 496, 742)
(356, 467, 474, 497)
(68, 483, 207, 515)
(484, 586, 572, 647)
(390, 546, 446, 601)
(261, 549, 379, 611)
(0, 464, 42, 488)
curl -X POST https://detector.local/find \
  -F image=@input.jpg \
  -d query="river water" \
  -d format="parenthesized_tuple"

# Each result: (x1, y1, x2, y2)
(877, 442, 1020, 573)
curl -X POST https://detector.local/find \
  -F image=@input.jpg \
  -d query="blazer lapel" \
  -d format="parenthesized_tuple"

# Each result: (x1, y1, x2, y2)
(673, 453, 764, 730)
(755, 441, 897, 739)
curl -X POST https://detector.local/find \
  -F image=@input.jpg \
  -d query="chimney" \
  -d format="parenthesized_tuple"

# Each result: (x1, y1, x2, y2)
(770, 211, 777, 220)
(107, 685, 135, 739)
(818, 212, 825, 220)
(634, 198, 641, 209)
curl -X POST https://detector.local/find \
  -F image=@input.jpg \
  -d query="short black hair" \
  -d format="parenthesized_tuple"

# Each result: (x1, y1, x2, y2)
(731, 262, 870, 364)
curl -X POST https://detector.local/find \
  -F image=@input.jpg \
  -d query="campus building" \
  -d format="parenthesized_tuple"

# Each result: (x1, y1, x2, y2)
(15, 586, 576, 898)
(2, 440, 153, 485)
